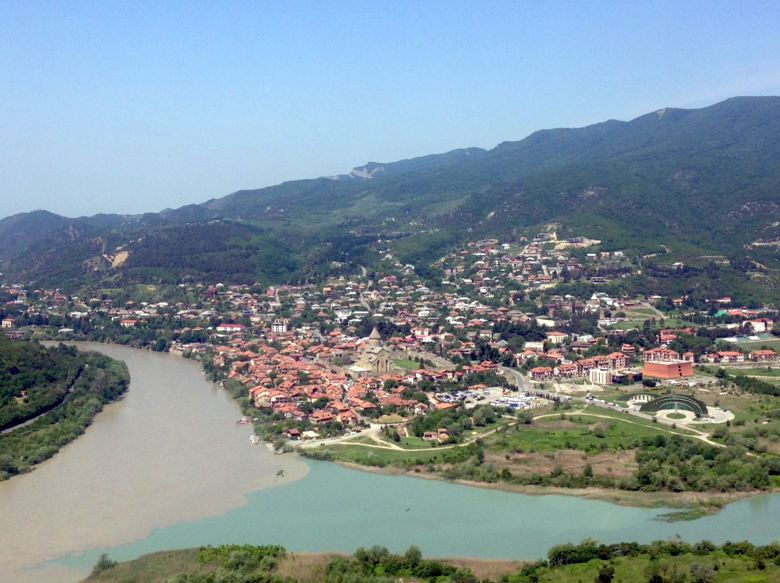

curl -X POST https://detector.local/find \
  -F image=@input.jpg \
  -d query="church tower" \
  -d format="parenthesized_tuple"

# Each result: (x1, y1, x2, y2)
(368, 327, 382, 348)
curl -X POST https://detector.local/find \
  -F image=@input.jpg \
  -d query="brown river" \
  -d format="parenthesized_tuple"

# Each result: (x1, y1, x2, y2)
(0, 343, 308, 583)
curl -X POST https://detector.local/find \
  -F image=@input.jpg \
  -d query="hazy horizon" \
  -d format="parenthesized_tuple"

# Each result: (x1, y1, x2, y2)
(3, 1, 780, 220)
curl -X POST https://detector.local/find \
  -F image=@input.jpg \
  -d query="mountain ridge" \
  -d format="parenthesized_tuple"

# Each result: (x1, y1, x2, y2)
(2, 96, 780, 295)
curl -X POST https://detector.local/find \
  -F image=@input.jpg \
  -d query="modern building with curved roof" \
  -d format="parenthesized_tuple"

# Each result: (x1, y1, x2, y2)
(638, 394, 708, 416)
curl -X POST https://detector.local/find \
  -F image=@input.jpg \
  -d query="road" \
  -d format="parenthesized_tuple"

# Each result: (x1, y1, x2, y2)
(501, 366, 532, 391)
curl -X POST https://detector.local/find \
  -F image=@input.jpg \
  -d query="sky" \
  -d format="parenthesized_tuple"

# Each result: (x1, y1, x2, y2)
(2, 1, 780, 220)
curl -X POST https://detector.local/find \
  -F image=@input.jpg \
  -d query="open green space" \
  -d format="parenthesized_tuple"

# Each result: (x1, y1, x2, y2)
(719, 338, 780, 351)
(399, 436, 436, 449)
(626, 307, 658, 316)
(393, 358, 420, 370)
(725, 367, 780, 377)
(570, 405, 698, 435)
(311, 443, 443, 466)
(492, 413, 687, 454)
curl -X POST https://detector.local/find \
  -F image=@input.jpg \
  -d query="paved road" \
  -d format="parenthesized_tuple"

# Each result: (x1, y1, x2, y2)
(501, 366, 531, 391)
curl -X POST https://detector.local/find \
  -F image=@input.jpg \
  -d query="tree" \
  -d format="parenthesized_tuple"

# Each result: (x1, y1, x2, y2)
(595, 564, 614, 583)
(690, 563, 716, 583)
(90, 553, 117, 577)
(0, 454, 17, 475)
(404, 545, 422, 569)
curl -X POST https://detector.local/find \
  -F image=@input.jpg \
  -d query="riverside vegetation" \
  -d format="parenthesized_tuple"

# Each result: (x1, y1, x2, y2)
(0, 336, 129, 480)
(83, 539, 780, 583)
(303, 400, 780, 518)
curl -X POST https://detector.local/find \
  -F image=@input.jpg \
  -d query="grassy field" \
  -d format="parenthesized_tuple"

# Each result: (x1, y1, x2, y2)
(393, 358, 421, 370)
(567, 404, 698, 435)
(492, 411, 691, 455)
(399, 436, 436, 448)
(625, 307, 658, 316)
(724, 367, 780, 377)
(610, 320, 643, 330)
(540, 552, 780, 583)
(318, 443, 443, 466)
(718, 338, 780, 351)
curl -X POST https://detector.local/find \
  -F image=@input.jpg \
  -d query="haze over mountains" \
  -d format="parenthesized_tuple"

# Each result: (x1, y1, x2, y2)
(2, 96, 780, 291)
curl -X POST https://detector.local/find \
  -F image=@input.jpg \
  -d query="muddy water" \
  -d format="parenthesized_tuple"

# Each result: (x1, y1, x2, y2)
(0, 343, 308, 583)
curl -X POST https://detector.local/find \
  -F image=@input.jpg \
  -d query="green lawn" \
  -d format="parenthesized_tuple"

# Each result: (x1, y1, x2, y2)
(389, 436, 435, 449)
(393, 358, 421, 370)
(724, 367, 780, 377)
(626, 307, 657, 316)
(320, 444, 443, 466)
(540, 553, 780, 583)
(610, 320, 643, 330)
(739, 338, 780, 350)
(490, 412, 692, 454)
(569, 405, 698, 435)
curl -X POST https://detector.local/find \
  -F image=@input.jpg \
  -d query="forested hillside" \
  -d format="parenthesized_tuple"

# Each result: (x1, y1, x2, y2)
(1, 96, 779, 292)
(0, 338, 129, 479)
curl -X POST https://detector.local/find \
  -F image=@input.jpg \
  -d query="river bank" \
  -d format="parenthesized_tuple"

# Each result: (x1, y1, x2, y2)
(11, 341, 780, 582)
(2, 343, 309, 583)
(81, 547, 528, 583)
(50, 340, 771, 520)
(324, 457, 770, 519)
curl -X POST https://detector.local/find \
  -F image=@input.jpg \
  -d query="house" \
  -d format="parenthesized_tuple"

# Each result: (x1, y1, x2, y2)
(554, 363, 579, 378)
(606, 352, 629, 369)
(529, 366, 553, 381)
(717, 351, 744, 364)
(643, 347, 683, 363)
(751, 349, 778, 362)
(749, 319, 773, 333)
(1, 319, 14, 329)
(216, 323, 246, 333)
(310, 410, 334, 424)
(337, 410, 359, 426)
(272, 319, 289, 334)
(547, 331, 568, 345)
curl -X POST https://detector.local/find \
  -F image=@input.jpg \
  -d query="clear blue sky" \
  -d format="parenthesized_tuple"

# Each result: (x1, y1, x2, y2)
(2, 1, 779, 219)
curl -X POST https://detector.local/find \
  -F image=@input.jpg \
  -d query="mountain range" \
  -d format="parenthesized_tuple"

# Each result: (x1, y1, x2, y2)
(2, 96, 780, 297)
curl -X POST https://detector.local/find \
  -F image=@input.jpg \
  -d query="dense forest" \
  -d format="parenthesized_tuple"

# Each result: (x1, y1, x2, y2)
(0, 338, 129, 480)
(0, 336, 85, 430)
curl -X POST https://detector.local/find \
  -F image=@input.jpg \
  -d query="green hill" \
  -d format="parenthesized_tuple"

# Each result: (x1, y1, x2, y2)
(2, 96, 780, 293)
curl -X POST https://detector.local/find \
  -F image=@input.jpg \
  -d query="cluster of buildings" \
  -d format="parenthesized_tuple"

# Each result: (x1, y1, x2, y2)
(2, 229, 780, 409)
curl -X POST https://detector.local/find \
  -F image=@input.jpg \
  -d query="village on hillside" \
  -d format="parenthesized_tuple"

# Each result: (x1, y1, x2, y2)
(1, 229, 779, 448)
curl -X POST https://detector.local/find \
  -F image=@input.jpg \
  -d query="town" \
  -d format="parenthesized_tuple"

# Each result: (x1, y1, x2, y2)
(2, 228, 779, 459)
